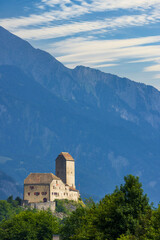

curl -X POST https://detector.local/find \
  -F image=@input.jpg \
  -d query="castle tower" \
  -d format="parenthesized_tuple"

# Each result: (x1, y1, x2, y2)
(56, 152, 75, 188)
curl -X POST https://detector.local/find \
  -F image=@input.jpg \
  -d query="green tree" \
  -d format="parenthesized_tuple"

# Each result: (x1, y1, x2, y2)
(0, 200, 23, 222)
(7, 195, 22, 207)
(144, 204, 160, 240)
(60, 207, 87, 240)
(55, 199, 69, 214)
(117, 234, 137, 240)
(95, 175, 151, 239)
(0, 210, 60, 240)
(84, 197, 95, 209)
(15, 196, 22, 206)
(61, 175, 151, 240)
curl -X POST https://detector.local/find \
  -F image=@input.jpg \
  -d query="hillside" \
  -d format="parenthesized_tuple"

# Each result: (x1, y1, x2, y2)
(0, 26, 160, 203)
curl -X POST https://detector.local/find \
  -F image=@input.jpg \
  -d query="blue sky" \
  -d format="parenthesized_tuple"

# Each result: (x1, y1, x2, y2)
(0, 0, 160, 89)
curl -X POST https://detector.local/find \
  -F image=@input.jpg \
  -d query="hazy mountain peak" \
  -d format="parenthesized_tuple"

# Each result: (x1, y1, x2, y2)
(0, 26, 160, 204)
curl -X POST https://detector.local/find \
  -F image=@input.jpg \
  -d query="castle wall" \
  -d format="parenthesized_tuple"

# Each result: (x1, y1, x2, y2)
(24, 180, 79, 203)
(28, 201, 55, 212)
(56, 156, 66, 184)
(66, 160, 75, 188)
(24, 184, 50, 203)
(50, 179, 79, 201)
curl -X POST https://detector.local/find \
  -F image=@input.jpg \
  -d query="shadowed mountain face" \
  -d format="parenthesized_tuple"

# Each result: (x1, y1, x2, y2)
(0, 171, 22, 199)
(0, 26, 160, 203)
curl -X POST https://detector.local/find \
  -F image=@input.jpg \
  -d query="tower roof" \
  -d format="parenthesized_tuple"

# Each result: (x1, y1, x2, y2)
(24, 173, 60, 184)
(59, 152, 74, 161)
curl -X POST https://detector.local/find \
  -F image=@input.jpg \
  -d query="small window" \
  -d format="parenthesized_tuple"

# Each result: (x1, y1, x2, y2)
(28, 192, 30, 196)
(54, 192, 58, 195)
(41, 192, 47, 195)
(30, 186, 34, 190)
(34, 192, 40, 196)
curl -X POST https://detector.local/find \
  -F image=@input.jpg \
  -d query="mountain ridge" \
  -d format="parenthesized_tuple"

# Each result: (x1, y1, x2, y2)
(0, 26, 160, 204)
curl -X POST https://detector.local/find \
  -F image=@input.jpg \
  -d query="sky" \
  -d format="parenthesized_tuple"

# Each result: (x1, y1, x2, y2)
(0, 0, 160, 89)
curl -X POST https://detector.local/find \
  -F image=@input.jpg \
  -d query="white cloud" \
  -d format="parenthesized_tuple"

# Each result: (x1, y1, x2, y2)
(42, 0, 160, 12)
(7, 12, 160, 41)
(148, 181, 157, 188)
(42, 36, 160, 77)
(108, 152, 129, 175)
(154, 74, 160, 79)
(94, 63, 118, 68)
(0, 156, 12, 164)
(0, 0, 160, 31)
(11, 20, 107, 39)
(85, 0, 160, 11)
(47, 36, 160, 67)
(0, 3, 88, 30)
(129, 57, 160, 63)
(144, 64, 160, 72)
(1, 0, 160, 81)
(42, 0, 71, 6)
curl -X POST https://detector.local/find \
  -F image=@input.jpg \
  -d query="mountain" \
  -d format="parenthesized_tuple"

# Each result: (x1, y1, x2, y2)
(0, 26, 160, 204)
(0, 170, 22, 199)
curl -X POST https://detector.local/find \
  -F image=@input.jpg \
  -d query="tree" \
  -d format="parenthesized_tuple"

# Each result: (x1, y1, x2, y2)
(144, 204, 160, 240)
(117, 234, 137, 240)
(15, 196, 22, 206)
(61, 175, 151, 240)
(84, 197, 96, 209)
(0, 200, 22, 222)
(7, 195, 22, 207)
(95, 175, 151, 239)
(0, 210, 60, 240)
(60, 207, 87, 240)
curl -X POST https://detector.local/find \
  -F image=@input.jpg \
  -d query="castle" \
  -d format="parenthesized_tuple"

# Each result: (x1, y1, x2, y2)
(23, 152, 79, 203)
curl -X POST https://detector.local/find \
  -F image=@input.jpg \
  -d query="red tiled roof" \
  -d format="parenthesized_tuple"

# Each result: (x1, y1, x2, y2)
(69, 186, 79, 192)
(59, 152, 74, 161)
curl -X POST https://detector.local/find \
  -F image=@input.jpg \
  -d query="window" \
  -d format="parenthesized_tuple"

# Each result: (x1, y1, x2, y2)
(41, 192, 47, 195)
(54, 192, 58, 195)
(30, 186, 34, 190)
(34, 192, 40, 196)
(28, 192, 30, 196)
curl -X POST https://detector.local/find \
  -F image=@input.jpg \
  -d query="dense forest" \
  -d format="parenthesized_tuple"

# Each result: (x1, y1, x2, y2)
(0, 175, 160, 240)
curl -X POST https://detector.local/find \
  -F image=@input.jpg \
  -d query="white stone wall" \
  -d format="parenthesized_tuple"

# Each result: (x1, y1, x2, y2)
(50, 179, 79, 201)
(66, 161, 75, 188)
